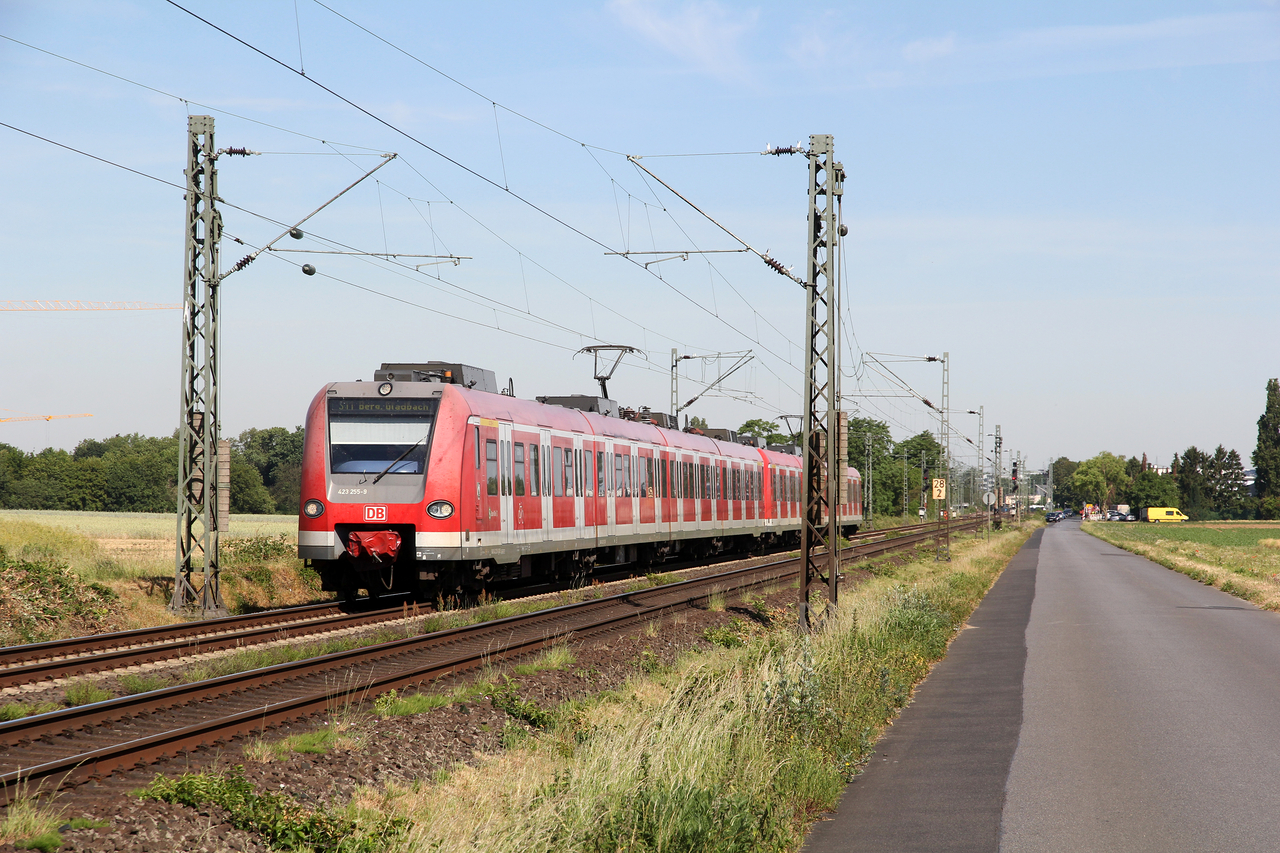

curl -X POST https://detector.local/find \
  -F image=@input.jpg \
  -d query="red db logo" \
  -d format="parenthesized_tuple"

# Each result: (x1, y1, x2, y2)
(364, 505, 388, 522)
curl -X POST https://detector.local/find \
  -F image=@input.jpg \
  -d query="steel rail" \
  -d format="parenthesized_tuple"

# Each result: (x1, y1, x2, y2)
(0, 518, 985, 803)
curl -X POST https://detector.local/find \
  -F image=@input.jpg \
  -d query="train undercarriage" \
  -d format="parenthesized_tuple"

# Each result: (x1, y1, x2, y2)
(308, 525, 855, 605)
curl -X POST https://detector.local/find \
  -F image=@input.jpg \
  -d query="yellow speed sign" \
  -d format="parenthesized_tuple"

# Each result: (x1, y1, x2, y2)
(932, 478, 947, 500)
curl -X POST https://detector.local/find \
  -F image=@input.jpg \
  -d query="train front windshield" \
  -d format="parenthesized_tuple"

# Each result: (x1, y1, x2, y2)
(327, 397, 438, 475)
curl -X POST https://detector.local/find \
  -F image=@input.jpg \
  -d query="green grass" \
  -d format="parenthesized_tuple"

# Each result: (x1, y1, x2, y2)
(64, 679, 113, 707)
(1098, 523, 1280, 549)
(246, 729, 340, 761)
(118, 673, 174, 695)
(512, 643, 574, 676)
(0, 701, 60, 721)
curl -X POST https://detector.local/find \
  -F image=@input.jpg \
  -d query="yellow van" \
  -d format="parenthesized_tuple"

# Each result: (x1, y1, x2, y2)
(1144, 507, 1188, 523)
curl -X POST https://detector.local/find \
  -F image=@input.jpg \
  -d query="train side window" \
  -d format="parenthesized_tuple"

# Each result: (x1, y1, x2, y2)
(623, 454, 632, 497)
(575, 448, 583, 496)
(486, 440, 498, 496)
(475, 427, 481, 469)
(553, 446, 564, 497)
(514, 443, 526, 496)
(564, 448, 574, 497)
(597, 450, 605, 495)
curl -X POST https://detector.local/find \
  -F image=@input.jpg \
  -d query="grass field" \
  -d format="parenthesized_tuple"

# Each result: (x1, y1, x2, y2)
(0, 509, 297, 540)
(1085, 521, 1280, 610)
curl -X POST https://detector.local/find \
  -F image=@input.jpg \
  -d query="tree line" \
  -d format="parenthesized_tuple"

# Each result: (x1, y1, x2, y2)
(738, 377, 1280, 523)
(1048, 378, 1280, 520)
(0, 427, 304, 515)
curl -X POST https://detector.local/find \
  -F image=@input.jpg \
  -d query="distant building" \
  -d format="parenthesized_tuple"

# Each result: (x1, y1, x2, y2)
(1245, 468, 1257, 497)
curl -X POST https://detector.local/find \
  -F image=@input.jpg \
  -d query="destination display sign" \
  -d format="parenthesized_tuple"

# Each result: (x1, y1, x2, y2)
(328, 397, 438, 417)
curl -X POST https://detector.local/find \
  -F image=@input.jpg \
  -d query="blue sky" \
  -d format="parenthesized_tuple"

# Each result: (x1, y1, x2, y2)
(2, 0, 1276, 476)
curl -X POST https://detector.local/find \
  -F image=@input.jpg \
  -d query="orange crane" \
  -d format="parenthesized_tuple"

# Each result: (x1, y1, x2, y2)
(0, 301, 180, 311)
(0, 413, 93, 424)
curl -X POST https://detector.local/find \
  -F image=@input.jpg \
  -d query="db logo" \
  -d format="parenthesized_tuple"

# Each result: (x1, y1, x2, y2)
(364, 505, 388, 522)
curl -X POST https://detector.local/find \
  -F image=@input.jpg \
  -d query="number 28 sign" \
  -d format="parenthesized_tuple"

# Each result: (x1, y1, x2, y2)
(931, 479, 946, 500)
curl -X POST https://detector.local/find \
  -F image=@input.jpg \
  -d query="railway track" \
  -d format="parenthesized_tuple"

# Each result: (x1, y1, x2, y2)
(0, 601, 419, 691)
(0, 517, 984, 804)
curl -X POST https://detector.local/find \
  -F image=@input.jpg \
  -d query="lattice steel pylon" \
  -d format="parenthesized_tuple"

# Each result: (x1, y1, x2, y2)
(799, 134, 845, 632)
(937, 352, 951, 561)
(171, 115, 228, 618)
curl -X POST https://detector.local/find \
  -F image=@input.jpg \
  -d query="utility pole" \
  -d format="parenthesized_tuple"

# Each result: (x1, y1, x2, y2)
(865, 434, 873, 530)
(993, 425, 1003, 524)
(936, 352, 950, 561)
(172, 115, 228, 618)
(799, 134, 845, 632)
(169, 117, 394, 618)
(902, 452, 909, 520)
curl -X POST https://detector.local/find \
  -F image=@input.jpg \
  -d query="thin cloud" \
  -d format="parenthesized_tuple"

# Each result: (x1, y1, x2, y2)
(802, 11, 1280, 88)
(610, 0, 759, 80)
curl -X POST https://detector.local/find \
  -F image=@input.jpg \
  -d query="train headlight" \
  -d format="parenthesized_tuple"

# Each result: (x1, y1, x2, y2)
(303, 499, 325, 518)
(426, 500, 454, 520)
(378, 382, 393, 396)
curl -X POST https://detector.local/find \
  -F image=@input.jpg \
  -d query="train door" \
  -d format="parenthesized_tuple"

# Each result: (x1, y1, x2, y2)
(639, 449, 655, 525)
(498, 422, 514, 545)
(698, 456, 711, 530)
(588, 441, 604, 536)
(511, 430, 540, 536)
(478, 421, 501, 534)
(604, 441, 617, 540)
(539, 429, 553, 541)
(715, 460, 727, 527)
(572, 434, 587, 543)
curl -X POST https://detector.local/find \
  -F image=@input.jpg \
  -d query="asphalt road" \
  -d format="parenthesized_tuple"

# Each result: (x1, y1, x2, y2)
(804, 520, 1280, 853)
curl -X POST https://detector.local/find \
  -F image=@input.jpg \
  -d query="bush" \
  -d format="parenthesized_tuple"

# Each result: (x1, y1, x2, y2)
(0, 556, 119, 645)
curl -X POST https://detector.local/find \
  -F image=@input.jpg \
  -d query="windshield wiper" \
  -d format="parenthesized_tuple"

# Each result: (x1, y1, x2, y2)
(371, 438, 425, 485)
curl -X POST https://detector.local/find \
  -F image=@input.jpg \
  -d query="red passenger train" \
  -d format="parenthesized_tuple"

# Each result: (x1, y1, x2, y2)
(297, 362, 862, 600)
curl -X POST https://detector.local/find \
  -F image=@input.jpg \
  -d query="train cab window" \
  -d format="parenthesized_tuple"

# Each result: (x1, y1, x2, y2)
(553, 446, 564, 497)
(474, 427, 480, 469)
(514, 443, 526, 496)
(327, 396, 438, 475)
(530, 445, 540, 497)
(486, 440, 498, 495)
